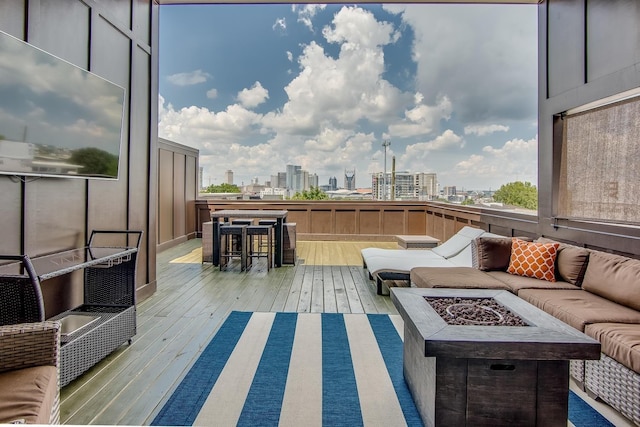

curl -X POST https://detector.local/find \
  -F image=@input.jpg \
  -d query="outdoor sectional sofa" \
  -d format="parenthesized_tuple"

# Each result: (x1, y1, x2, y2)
(409, 235, 640, 426)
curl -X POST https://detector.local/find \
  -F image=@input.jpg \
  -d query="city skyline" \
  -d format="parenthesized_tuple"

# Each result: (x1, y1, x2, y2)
(159, 4, 538, 191)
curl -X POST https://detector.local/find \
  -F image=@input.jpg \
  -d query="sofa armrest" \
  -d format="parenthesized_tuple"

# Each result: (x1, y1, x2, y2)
(0, 321, 61, 373)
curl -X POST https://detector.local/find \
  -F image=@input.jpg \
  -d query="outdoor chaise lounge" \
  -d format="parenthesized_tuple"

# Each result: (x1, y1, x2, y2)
(362, 226, 501, 295)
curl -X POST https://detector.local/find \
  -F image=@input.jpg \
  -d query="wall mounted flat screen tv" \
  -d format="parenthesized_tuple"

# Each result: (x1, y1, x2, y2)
(0, 30, 125, 180)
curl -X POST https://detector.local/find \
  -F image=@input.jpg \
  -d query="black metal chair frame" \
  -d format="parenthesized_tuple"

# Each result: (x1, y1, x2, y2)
(245, 225, 273, 271)
(219, 224, 248, 271)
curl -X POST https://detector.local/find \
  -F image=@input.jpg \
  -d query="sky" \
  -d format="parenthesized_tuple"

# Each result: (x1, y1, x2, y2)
(158, 4, 538, 192)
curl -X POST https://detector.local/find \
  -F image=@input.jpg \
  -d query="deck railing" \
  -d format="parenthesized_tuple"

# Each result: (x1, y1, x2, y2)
(195, 199, 539, 243)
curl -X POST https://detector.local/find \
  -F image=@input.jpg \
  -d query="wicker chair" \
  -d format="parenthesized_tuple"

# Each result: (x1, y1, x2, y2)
(0, 255, 61, 424)
(0, 322, 61, 424)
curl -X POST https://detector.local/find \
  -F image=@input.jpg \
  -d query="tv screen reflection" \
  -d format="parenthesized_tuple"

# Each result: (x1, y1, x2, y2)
(0, 30, 125, 179)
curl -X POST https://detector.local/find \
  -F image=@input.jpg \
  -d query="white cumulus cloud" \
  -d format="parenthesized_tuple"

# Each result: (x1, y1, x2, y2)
(237, 82, 269, 109)
(294, 4, 327, 32)
(388, 95, 452, 138)
(400, 129, 464, 163)
(206, 88, 218, 99)
(263, 6, 410, 136)
(447, 136, 538, 189)
(158, 95, 262, 150)
(166, 69, 211, 86)
(464, 124, 509, 136)
(273, 17, 287, 32)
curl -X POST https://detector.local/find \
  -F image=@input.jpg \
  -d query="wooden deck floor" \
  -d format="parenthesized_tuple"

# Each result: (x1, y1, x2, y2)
(60, 238, 398, 425)
(59, 238, 634, 426)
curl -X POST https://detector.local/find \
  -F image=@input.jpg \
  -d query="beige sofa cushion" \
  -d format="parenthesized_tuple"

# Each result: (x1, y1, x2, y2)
(536, 237, 590, 286)
(582, 251, 640, 311)
(0, 365, 57, 425)
(487, 271, 580, 294)
(585, 323, 640, 374)
(411, 266, 509, 290)
(518, 289, 640, 331)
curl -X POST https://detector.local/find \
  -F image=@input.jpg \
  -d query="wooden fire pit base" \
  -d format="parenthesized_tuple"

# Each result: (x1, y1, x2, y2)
(391, 288, 601, 427)
(404, 326, 568, 426)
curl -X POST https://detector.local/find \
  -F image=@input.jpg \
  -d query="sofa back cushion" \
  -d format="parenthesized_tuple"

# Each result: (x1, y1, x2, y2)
(471, 237, 512, 271)
(582, 251, 640, 311)
(536, 237, 590, 286)
(507, 238, 559, 282)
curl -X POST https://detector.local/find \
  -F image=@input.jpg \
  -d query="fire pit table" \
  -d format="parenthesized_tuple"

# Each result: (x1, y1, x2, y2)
(390, 288, 601, 427)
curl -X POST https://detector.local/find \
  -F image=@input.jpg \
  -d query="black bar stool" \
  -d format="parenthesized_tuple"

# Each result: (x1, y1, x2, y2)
(230, 219, 253, 254)
(245, 225, 273, 270)
(257, 219, 277, 264)
(219, 224, 247, 271)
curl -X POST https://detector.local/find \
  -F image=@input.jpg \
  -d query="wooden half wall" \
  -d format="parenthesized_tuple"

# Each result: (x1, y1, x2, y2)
(157, 138, 199, 251)
(195, 200, 540, 243)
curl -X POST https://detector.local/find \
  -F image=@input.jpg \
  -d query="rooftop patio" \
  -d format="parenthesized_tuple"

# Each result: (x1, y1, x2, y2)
(57, 237, 634, 426)
(1, 1, 640, 425)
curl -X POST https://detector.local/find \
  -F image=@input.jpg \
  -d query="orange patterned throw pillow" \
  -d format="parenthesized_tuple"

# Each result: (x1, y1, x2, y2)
(507, 238, 560, 282)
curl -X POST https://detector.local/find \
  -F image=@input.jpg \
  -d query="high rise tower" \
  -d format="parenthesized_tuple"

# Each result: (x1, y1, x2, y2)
(344, 169, 356, 191)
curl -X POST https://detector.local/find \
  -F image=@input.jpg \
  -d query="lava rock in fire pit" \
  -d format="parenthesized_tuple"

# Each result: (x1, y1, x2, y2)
(425, 297, 528, 326)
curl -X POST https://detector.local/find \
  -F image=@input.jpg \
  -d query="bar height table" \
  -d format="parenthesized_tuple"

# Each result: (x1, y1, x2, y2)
(211, 209, 288, 267)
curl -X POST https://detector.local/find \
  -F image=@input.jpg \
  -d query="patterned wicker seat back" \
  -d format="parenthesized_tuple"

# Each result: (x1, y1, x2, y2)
(0, 255, 45, 325)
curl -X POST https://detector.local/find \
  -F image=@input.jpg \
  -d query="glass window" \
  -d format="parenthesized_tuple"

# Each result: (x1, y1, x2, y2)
(558, 96, 640, 224)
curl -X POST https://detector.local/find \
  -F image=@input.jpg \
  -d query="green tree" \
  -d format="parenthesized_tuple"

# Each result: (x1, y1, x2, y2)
(493, 181, 538, 210)
(291, 186, 328, 200)
(69, 147, 118, 177)
(204, 183, 241, 193)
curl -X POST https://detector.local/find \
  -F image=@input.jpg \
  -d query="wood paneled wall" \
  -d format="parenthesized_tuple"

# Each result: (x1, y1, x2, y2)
(0, 0, 158, 312)
(157, 138, 199, 251)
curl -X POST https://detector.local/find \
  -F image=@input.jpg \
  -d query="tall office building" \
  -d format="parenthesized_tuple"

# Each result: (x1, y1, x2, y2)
(286, 164, 302, 192)
(225, 169, 233, 185)
(443, 186, 457, 196)
(309, 173, 319, 189)
(344, 169, 356, 190)
(329, 176, 337, 191)
(415, 173, 438, 200)
(372, 171, 438, 200)
(270, 172, 287, 189)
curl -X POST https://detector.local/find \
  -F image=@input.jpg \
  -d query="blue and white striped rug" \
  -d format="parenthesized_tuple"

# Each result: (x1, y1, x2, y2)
(152, 311, 613, 427)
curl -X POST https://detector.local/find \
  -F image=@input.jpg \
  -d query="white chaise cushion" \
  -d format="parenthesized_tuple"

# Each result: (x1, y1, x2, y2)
(361, 227, 503, 277)
(361, 247, 443, 262)
(431, 226, 485, 259)
(365, 253, 456, 275)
